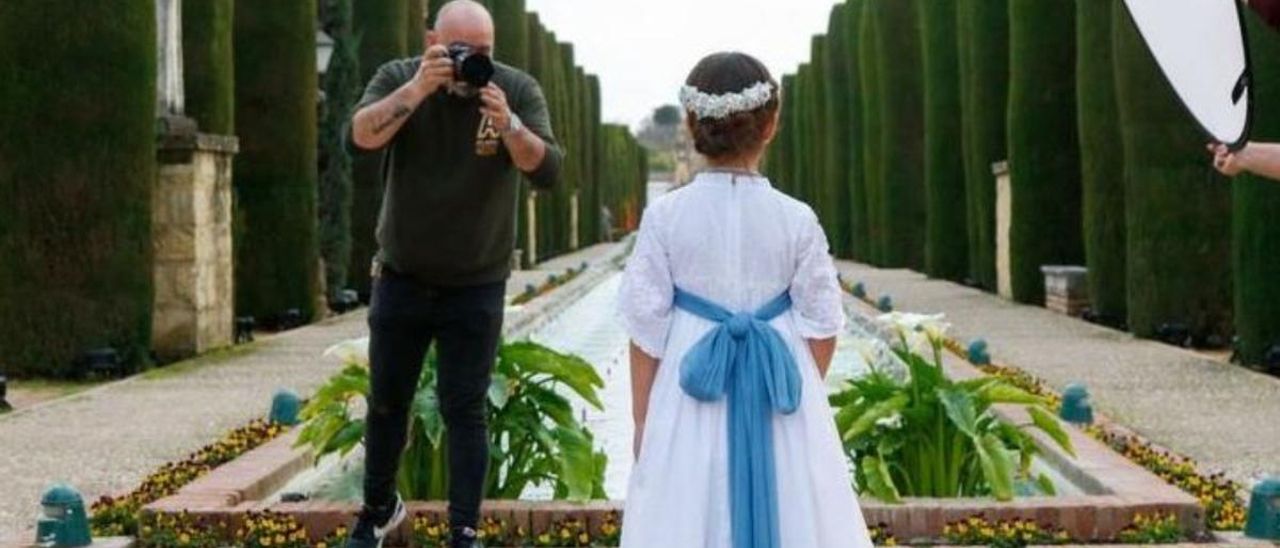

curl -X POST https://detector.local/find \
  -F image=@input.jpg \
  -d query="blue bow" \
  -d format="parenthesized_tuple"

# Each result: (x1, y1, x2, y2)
(674, 287, 803, 548)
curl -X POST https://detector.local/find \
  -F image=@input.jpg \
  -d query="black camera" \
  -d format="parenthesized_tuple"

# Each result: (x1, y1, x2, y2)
(448, 42, 495, 88)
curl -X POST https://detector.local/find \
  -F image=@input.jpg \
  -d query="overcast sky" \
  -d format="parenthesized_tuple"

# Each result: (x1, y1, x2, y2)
(523, 0, 843, 129)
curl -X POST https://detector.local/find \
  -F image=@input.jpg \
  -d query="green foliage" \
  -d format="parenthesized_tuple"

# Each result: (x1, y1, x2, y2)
(830, 320, 1073, 501)
(858, 2, 886, 265)
(319, 0, 362, 297)
(183, 0, 235, 135)
(918, 0, 968, 281)
(0, 0, 156, 377)
(406, 0, 426, 49)
(348, 0, 409, 299)
(871, 0, 926, 269)
(1111, 1, 1231, 339)
(233, 0, 321, 322)
(844, 1, 870, 262)
(297, 340, 608, 501)
(1233, 11, 1280, 365)
(956, 0, 1007, 290)
(824, 4, 854, 259)
(1007, 0, 1083, 304)
(1116, 513, 1184, 544)
(1076, 0, 1127, 323)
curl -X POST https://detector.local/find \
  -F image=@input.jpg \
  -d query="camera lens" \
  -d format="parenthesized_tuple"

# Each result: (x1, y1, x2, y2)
(459, 54, 494, 88)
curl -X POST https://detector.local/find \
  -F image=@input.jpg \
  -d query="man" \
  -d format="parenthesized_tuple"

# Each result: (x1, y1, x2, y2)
(344, 1, 561, 547)
(1209, 142, 1280, 181)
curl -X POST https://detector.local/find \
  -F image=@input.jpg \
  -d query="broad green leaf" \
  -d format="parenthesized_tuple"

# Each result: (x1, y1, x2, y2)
(1036, 473, 1058, 496)
(861, 454, 902, 503)
(324, 419, 366, 457)
(1028, 405, 1075, 456)
(501, 342, 605, 408)
(553, 426, 597, 502)
(975, 432, 1016, 501)
(412, 388, 445, 448)
(938, 387, 979, 437)
(980, 382, 1048, 406)
(842, 393, 910, 441)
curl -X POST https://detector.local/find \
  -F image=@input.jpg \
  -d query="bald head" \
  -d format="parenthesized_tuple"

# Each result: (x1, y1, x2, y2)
(430, 0, 495, 55)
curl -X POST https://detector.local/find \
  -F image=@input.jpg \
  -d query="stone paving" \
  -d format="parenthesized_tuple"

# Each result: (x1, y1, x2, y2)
(836, 261, 1280, 491)
(0, 243, 625, 544)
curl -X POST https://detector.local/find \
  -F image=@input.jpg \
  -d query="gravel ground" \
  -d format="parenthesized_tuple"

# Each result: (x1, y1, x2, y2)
(836, 262, 1280, 490)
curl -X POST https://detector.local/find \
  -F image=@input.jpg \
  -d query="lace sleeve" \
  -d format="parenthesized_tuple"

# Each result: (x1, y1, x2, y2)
(789, 210, 846, 339)
(617, 207, 675, 359)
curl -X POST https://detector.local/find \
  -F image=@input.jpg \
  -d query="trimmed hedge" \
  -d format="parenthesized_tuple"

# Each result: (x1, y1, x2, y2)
(844, 0, 869, 262)
(809, 36, 836, 246)
(956, 0, 1007, 291)
(233, 0, 321, 321)
(183, 0, 235, 135)
(319, 0, 362, 297)
(872, 0, 926, 269)
(347, 0, 409, 298)
(1007, 0, 1082, 304)
(0, 1, 156, 376)
(406, 0, 425, 49)
(825, 4, 855, 259)
(918, 0, 968, 281)
(858, 0, 886, 266)
(1076, 0, 1127, 323)
(1112, 1, 1231, 340)
(1234, 8, 1280, 364)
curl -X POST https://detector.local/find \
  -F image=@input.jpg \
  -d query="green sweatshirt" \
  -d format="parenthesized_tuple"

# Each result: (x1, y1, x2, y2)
(351, 57, 562, 287)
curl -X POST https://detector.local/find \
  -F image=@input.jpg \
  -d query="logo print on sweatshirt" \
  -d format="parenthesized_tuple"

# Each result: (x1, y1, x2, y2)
(475, 114, 502, 156)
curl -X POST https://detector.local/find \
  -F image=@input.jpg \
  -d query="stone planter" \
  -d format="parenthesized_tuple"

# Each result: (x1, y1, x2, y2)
(1041, 265, 1090, 316)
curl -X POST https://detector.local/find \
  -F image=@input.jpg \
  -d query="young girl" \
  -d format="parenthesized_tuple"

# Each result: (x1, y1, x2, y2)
(617, 52, 873, 548)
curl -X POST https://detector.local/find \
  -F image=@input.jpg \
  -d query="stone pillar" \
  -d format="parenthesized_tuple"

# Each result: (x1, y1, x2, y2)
(155, 0, 184, 117)
(152, 129, 239, 361)
(525, 195, 538, 265)
(994, 160, 1013, 300)
(569, 191, 580, 250)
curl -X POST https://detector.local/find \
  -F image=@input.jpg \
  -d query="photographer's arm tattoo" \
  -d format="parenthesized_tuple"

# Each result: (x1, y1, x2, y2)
(372, 103, 412, 135)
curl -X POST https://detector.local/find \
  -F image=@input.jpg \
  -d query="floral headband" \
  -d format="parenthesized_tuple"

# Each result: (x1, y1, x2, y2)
(679, 81, 776, 120)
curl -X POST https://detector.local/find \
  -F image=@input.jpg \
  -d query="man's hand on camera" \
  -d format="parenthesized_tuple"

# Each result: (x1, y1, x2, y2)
(480, 83, 517, 134)
(413, 45, 454, 97)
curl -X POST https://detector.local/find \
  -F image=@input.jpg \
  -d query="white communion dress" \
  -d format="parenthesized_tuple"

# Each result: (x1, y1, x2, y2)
(616, 171, 873, 548)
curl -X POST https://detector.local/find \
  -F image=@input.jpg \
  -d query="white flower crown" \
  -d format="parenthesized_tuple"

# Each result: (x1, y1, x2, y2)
(679, 81, 776, 120)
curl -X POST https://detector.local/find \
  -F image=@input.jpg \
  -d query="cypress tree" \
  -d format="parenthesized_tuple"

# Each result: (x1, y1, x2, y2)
(1007, 0, 1082, 304)
(0, 0, 156, 376)
(776, 75, 798, 196)
(233, 0, 321, 321)
(1234, 7, 1280, 365)
(494, 0, 529, 69)
(956, 0, 1007, 290)
(874, 0, 926, 269)
(858, 0, 886, 265)
(1112, 1, 1231, 340)
(793, 65, 813, 205)
(348, 0, 408, 298)
(184, 0, 235, 135)
(1076, 0, 1126, 324)
(406, 0, 425, 49)
(809, 35, 839, 248)
(918, 0, 968, 281)
(824, 5, 853, 259)
(843, 0, 869, 261)
(319, 0, 362, 297)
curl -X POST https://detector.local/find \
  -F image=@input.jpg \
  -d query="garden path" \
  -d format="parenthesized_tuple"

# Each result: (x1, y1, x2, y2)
(836, 261, 1280, 491)
(0, 243, 626, 545)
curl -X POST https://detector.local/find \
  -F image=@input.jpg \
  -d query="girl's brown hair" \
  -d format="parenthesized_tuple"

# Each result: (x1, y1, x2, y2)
(684, 52, 781, 160)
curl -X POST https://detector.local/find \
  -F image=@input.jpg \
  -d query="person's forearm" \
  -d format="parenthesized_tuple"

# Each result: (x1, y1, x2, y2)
(1242, 142, 1280, 180)
(352, 83, 429, 150)
(503, 127, 547, 172)
(629, 342, 659, 457)
(807, 337, 836, 378)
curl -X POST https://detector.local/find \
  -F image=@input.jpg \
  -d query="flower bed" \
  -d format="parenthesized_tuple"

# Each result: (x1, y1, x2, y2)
(840, 277, 1246, 532)
(511, 263, 589, 306)
(90, 419, 286, 537)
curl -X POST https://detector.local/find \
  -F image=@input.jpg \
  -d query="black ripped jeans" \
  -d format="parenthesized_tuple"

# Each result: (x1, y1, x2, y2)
(363, 265, 505, 529)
